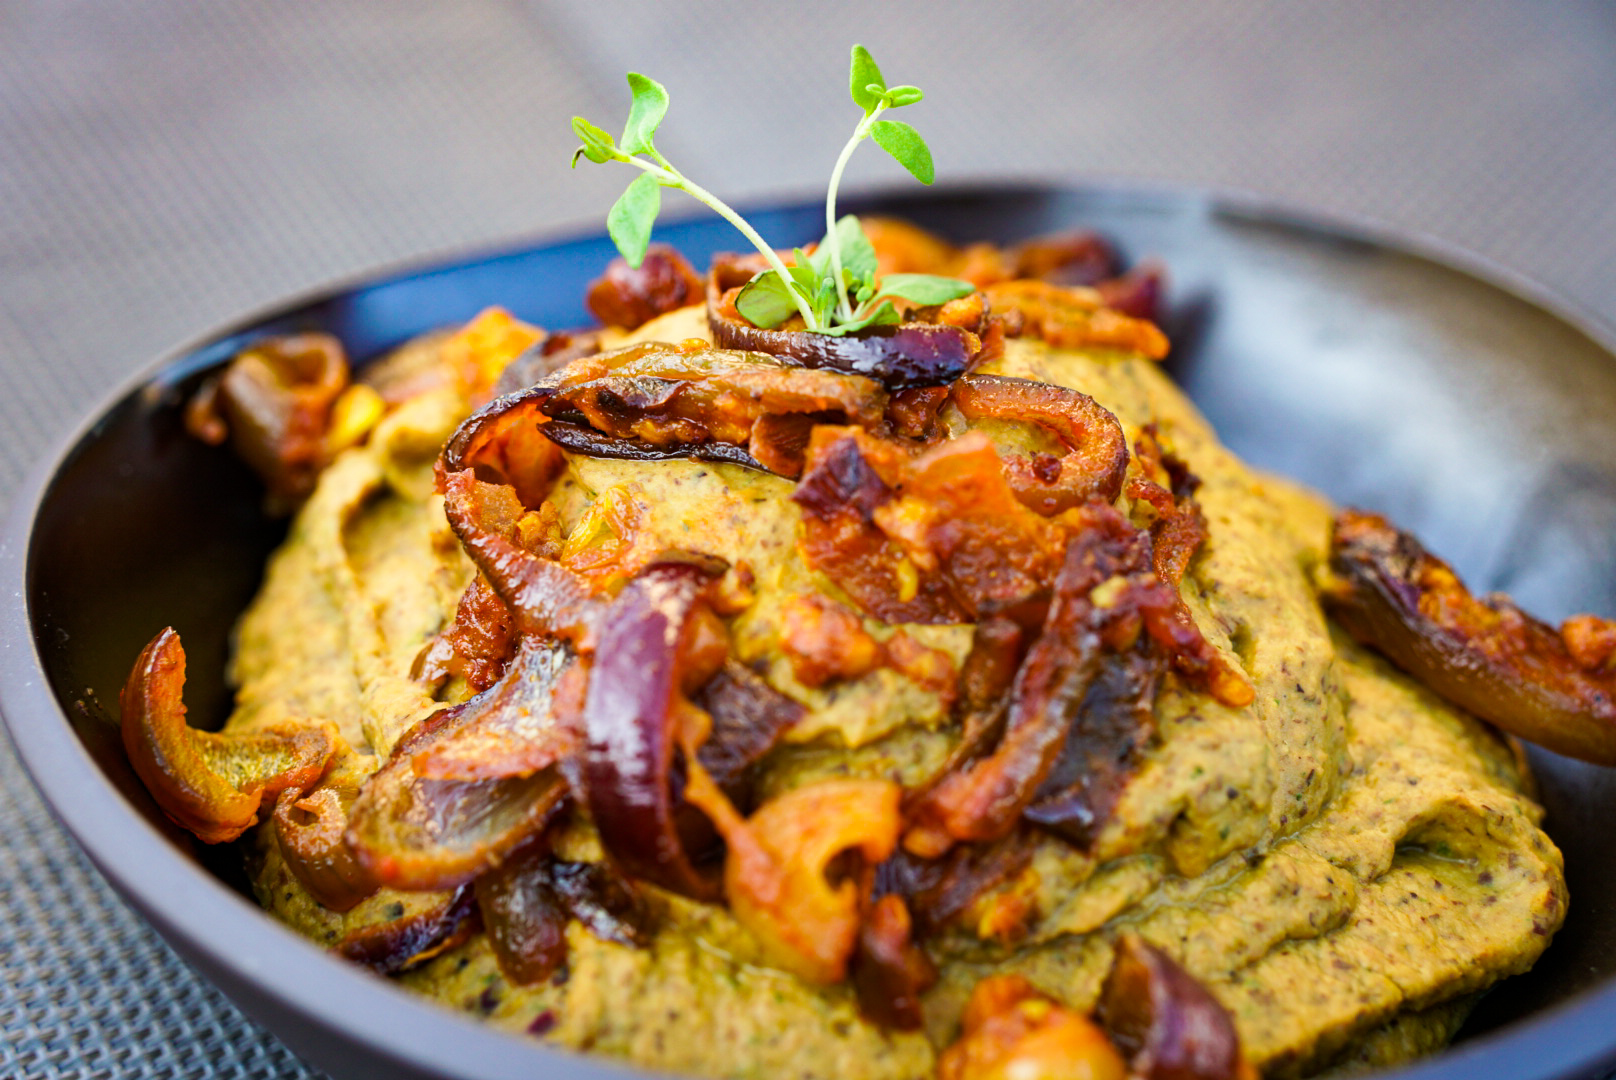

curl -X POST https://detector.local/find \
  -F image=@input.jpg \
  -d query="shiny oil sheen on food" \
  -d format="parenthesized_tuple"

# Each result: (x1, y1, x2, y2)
(237, 305, 1564, 1079)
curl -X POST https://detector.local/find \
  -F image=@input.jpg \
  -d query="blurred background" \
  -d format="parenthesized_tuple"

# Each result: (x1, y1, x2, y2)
(2, 2, 1615, 1077)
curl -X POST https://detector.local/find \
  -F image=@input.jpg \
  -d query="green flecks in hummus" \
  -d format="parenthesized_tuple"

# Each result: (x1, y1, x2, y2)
(236, 304, 1565, 1079)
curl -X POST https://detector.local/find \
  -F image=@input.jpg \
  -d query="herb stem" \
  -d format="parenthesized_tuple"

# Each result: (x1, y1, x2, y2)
(825, 101, 887, 322)
(620, 153, 820, 331)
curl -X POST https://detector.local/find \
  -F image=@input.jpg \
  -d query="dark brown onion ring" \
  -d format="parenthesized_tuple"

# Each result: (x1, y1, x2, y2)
(586, 245, 705, 331)
(273, 766, 377, 914)
(1097, 933, 1248, 1080)
(582, 561, 727, 900)
(875, 830, 1037, 938)
(707, 255, 980, 389)
(1324, 509, 1616, 766)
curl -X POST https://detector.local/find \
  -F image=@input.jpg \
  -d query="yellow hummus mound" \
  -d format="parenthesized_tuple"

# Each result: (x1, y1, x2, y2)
(238, 305, 1564, 1079)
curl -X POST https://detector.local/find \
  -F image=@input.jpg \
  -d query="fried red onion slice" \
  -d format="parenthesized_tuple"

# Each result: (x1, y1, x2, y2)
(491, 329, 604, 399)
(184, 333, 349, 507)
(345, 641, 574, 890)
(692, 661, 804, 808)
(335, 886, 477, 975)
(440, 469, 604, 648)
(707, 255, 983, 389)
(273, 754, 377, 913)
(851, 893, 938, 1031)
(952, 373, 1130, 514)
(1323, 509, 1616, 765)
(529, 340, 885, 469)
(475, 845, 568, 986)
(413, 576, 516, 694)
(876, 829, 1038, 938)
(905, 510, 1163, 851)
(1023, 646, 1162, 847)
(120, 628, 336, 845)
(540, 419, 768, 472)
(1096, 933, 1251, 1080)
(586, 245, 705, 331)
(582, 561, 732, 900)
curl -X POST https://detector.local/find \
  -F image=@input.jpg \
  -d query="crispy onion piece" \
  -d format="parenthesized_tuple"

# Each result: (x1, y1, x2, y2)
(529, 339, 886, 476)
(345, 640, 574, 890)
(1323, 509, 1616, 765)
(1024, 646, 1162, 847)
(984, 279, 1169, 360)
(708, 778, 902, 984)
(1096, 933, 1254, 1080)
(413, 576, 516, 694)
(582, 561, 733, 900)
(951, 373, 1130, 514)
(877, 829, 1038, 938)
(184, 333, 349, 507)
(492, 329, 604, 399)
(120, 628, 336, 844)
(273, 753, 377, 913)
(793, 427, 1069, 625)
(852, 893, 938, 1031)
(334, 886, 477, 975)
(939, 974, 1128, 1080)
(586, 245, 705, 331)
(693, 662, 804, 809)
(440, 470, 604, 648)
(707, 255, 983, 389)
(905, 511, 1165, 853)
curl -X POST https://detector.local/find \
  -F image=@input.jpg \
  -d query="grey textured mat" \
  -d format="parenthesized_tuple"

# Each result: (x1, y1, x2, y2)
(2, 2, 1614, 1077)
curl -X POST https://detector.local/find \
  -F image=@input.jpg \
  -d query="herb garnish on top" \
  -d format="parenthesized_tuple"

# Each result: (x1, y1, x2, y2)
(569, 44, 974, 336)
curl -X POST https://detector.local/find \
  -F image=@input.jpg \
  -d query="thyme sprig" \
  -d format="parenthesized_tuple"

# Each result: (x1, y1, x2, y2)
(570, 45, 973, 336)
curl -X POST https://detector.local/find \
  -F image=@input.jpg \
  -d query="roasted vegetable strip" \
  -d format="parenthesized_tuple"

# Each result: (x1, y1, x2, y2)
(120, 627, 335, 844)
(184, 333, 350, 507)
(1324, 509, 1616, 765)
(1096, 934, 1254, 1080)
(851, 893, 937, 1031)
(587, 245, 706, 330)
(939, 974, 1127, 1080)
(952, 373, 1130, 514)
(335, 886, 477, 975)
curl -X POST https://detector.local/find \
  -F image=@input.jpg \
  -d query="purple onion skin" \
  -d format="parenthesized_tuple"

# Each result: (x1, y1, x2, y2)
(583, 562, 723, 900)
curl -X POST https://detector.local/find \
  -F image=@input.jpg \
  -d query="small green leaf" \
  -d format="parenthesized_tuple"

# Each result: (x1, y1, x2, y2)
(870, 120, 934, 184)
(855, 283, 875, 304)
(873, 273, 975, 306)
(824, 299, 901, 336)
(607, 172, 661, 267)
(829, 214, 877, 286)
(571, 116, 617, 164)
(735, 270, 801, 329)
(621, 73, 669, 156)
(884, 85, 924, 107)
(849, 45, 886, 114)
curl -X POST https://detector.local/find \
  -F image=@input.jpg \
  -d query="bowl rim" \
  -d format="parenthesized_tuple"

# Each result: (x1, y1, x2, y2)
(4, 179, 1616, 1080)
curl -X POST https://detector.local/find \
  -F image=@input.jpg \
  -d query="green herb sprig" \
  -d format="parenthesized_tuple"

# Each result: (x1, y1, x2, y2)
(570, 45, 973, 336)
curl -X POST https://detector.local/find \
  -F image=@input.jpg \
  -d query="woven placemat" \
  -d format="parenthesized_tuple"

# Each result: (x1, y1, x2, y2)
(3, 2, 1615, 1077)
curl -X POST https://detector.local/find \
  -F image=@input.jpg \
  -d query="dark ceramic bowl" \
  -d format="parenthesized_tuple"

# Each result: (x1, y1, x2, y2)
(5, 185, 1616, 1080)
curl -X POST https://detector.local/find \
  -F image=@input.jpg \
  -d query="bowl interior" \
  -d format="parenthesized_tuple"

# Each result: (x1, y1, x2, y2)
(18, 185, 1616, 1074)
